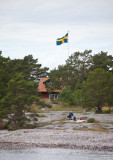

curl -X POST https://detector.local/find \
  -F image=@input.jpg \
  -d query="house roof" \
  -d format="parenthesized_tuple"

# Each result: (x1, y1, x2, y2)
(38, 77, 60, 93)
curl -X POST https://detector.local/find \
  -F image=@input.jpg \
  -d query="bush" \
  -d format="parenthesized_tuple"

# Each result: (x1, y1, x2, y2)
(95, 109, 111, 114)
(87, 118, 95, 123)
(73, 89, 82, 106)
(58, 86, 75, 105)
(50, 99, 58, 104)
(39, 100, 52, 108)
(95, 110, 103, 114)
(103, 110, 111, 114)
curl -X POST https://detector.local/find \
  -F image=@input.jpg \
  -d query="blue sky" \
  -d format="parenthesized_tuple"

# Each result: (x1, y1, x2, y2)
(0, 0, 113, 70)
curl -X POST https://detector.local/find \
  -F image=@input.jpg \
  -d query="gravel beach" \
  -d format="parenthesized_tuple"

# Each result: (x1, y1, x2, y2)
(0, 129, 113, 152)
(0, 111, 113, 152)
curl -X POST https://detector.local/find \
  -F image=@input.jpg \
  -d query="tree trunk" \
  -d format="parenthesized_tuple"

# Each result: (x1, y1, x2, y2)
(97, 104, 102, 113)
(0, 121, 3, 130)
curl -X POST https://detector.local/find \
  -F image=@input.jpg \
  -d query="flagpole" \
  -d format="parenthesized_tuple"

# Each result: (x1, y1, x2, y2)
(68, 31, 69, 57)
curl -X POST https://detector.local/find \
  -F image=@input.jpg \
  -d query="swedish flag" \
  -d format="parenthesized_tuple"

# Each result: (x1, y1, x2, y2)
(56, 33, 68, 45)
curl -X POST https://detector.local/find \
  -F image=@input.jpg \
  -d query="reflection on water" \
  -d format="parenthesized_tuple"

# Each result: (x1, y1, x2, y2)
(0, 148, 113, 160)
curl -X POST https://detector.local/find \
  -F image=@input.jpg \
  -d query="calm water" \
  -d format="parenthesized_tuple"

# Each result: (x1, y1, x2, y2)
(0, 148, 113, 160)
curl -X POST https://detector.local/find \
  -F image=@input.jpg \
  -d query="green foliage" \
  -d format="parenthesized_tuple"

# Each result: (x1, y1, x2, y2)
(73, 89, 82, 106)
(49, 51, 113, 110)
(95, 109, 111, 114)
(38, 100, 52, 108)
(49, 50, 93, 92)
(58, 86, 75, 105)
(91, 51, 113, 72)
(81, 68, 113, 112)
(103, 110, 111, 114)
(1, 50, 113, 129)
(49, 50, 113, 93)
(0, 53, 49, 129)
(0, 73, 39, 127)
(48, 68, 62, 91)
(87, 118, 95, 123)
(0, 55, 10, 100)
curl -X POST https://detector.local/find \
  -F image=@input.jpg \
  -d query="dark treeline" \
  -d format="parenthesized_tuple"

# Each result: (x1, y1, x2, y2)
(0, 52, 49, 129)
(49, 50, 113, 112)
(0, 50, 113, 129)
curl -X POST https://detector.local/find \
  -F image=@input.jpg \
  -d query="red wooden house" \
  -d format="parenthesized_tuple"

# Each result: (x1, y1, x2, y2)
(38, 77, 60, 99)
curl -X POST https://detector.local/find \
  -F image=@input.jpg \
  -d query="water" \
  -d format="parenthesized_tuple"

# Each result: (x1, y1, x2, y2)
(0, 148, 113, 160)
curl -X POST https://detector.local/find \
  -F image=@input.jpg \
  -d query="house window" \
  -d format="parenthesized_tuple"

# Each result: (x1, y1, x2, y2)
(49, 93, 58, 100)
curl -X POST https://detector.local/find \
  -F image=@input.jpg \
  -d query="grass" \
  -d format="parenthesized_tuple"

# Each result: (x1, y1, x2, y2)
(30, 103, 84, 114)
(85, 126, 109, 132)
(36, 122, 51, 128)
(102, 106, 113, 113)
(31, 101, 113, 114)
(49, 104, 84, 112)
(74, 126, 109, 132)
(38, 114, 47, 118)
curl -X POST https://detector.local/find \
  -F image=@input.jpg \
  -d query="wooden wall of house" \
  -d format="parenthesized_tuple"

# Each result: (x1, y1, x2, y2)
(41, 93, 49, 99)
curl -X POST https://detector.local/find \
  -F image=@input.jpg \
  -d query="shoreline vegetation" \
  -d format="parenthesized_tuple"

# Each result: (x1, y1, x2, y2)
(0, 107, 113, 152)
(0, 51, 113, 152)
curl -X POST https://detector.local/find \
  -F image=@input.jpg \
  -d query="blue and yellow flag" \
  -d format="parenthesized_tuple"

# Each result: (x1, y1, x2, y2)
(56, 33, 68, 45)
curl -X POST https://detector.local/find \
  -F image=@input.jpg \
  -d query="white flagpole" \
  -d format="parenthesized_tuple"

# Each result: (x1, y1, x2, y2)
(68, 31, 69, 57)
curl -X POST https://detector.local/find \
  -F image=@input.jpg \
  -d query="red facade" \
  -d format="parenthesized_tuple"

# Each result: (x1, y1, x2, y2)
(38, 78, 60, 99)
(41, 92, 49, 99)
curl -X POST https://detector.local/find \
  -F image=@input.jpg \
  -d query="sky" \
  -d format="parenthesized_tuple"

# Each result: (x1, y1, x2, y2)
(0, 0, 113, 70)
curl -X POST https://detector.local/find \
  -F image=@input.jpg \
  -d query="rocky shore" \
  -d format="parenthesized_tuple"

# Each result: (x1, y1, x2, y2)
(0, 111, 113, 152)
(0, 129, 113, 152)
